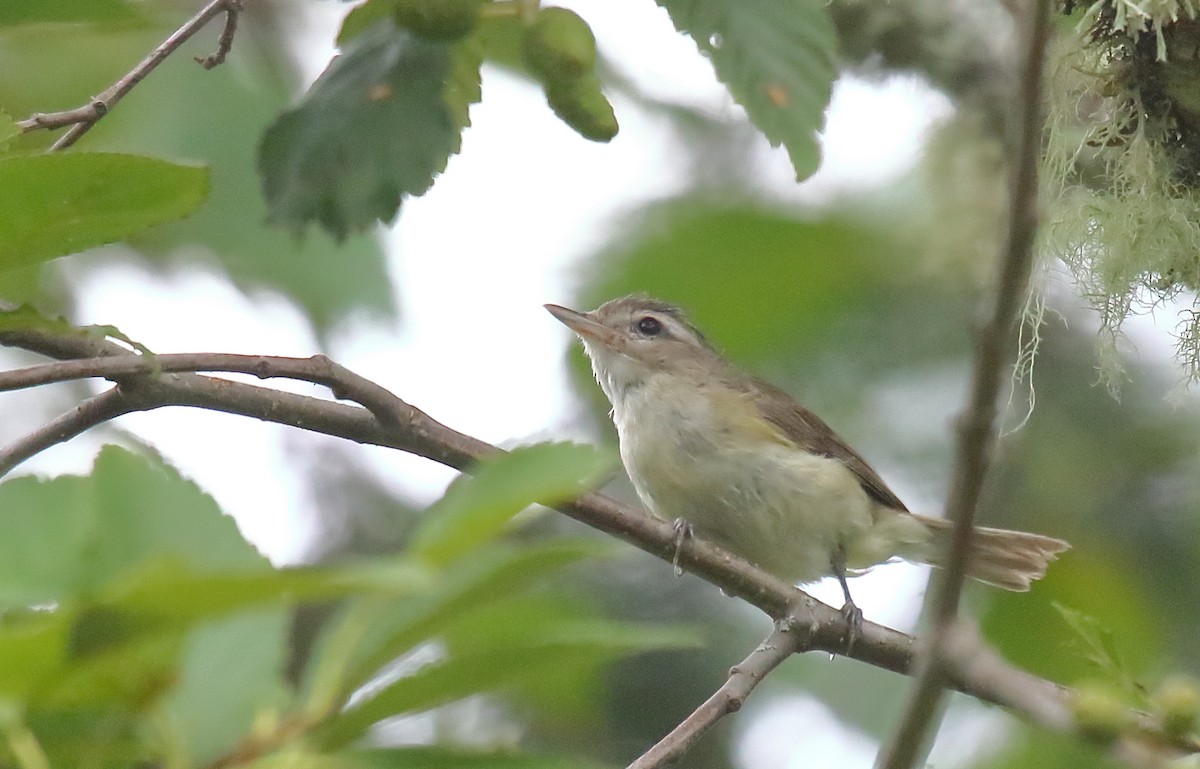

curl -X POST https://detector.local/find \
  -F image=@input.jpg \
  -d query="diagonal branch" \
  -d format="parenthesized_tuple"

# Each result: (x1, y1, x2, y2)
(0, 387, 137, 476)
(0, 328, 1196, 759)
(627, 606, 815, 769)
(15, 0, 247, 150)
(875, 2, 1053, 768)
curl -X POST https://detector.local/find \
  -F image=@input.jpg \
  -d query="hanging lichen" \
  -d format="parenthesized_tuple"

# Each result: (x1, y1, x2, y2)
(1041, 0, 1200, 385)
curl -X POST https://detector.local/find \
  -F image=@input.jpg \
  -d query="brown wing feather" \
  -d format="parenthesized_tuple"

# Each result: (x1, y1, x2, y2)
(740, 375, 910, 513)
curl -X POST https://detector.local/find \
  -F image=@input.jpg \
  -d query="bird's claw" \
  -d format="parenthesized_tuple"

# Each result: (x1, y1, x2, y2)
(840, 600, 863, 655)
(671, 518, 692, 576)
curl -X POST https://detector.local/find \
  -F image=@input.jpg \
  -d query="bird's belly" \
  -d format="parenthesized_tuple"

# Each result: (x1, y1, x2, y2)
(619, 419, 875, 584)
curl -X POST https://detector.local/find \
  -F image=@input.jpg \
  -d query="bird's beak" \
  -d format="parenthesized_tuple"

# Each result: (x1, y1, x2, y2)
(544, 303, 623, 350)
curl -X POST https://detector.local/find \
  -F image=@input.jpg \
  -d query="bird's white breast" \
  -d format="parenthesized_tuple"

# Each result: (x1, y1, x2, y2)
(610, 374, 877, 584)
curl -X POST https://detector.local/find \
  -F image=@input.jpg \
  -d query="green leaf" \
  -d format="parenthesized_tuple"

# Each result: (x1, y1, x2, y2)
(0, 0, 144, 25)
(983, 545, 1162, 689)
(0, 152, 209, 271)
(165, 610, 290, 765)
(437, 594, 700, 721)
(254, 746, 614, 769)
(654, 0, 837, 180)
(409, 442, 613, 566)
(1053, 602, 1142, 695)
(0, 610, 70, 699)
(97, 557, 429, 622)
(338, 1, 398, 44)
(318, 617, 691, 748)
(0, 446, 263, 608)
(305, 540, 607, 707)
(259, 22, 482, 239)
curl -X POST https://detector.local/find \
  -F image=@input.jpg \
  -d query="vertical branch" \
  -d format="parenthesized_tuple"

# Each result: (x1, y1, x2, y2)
(874, 0, 1052, 767)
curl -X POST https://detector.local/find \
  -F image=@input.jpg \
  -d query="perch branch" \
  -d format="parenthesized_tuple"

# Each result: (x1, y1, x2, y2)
(15, 0, 247, 149)
(875, 2, 1053, 768)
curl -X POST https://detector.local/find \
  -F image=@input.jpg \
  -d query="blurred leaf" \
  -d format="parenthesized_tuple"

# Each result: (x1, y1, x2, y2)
(410, 442, 614, 567)
(1053, 603, 1142, 696)
(440, 593, 700, 722)
(0, 555, 428, 709)
(0, 18, 394, 332)
(655, 0, 837, 179)
(977, 722, 1128, 769)
(305, 540, 608, 708)
(165, 610, 290, 765)
(255, 746, 614, 769)
(338, 0, 400, 45)
(0, 610, 69, 699)
(260, 22, 482, 239)
(0, 446, 263, 608)
(98, 557, 430, 621)
(469, 15, 524, 71)
(0, 0, 144, 26)
(318, 616, 693, 748)
(0, 152, 208, 271)
(39, 609, 183, 710)
(982, 544, 1162, 686)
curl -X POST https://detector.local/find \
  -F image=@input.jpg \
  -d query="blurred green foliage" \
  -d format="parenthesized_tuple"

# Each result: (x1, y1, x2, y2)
(0, 2, 393, 333)
(0, 443, 689, 767)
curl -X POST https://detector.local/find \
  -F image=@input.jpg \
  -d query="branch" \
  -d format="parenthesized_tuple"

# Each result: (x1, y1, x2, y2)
(876, 2, 1053, 767)
(0, 352, 415, 427)
(0, 387, 137, 477)
(1, 330, 1196, 759)
(627, 607, 813, 769)
(15, 0, 247, 150)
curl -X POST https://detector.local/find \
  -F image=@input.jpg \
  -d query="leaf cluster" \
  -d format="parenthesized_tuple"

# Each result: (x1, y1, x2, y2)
(0, 442, 695, 768)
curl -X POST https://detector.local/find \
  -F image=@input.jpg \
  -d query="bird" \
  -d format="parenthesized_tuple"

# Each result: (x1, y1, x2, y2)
(545, 294, 1070, 636)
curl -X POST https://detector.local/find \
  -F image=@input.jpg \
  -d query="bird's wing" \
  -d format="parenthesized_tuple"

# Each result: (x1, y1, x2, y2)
(745, 376, 910, 513)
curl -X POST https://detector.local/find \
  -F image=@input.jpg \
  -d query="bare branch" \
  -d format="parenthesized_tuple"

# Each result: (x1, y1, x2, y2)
(628, 608, 814, 769)
(876, 2, 1053, 767)
(196, 0, 244, 70)
(0, 387, 136, 477)
(0, 351, 475, 442)
(15, 0, 248, 150)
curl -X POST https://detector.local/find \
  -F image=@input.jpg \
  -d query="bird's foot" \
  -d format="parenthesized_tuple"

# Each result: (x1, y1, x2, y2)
(671, 518, 692, 577)
(840, 600, 863, 656)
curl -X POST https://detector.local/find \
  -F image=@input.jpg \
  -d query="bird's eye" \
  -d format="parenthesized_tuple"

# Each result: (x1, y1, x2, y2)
(636, 316, 663, 336)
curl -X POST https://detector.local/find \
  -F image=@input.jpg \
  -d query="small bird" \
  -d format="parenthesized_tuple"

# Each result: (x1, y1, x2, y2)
(546, 295, 1069, 632)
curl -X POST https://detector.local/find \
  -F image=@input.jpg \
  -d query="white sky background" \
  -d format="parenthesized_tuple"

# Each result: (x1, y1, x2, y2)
(17, 1, 1176, 765)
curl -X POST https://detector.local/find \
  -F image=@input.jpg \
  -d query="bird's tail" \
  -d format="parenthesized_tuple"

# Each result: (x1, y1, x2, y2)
(911, 514, 1071, 591)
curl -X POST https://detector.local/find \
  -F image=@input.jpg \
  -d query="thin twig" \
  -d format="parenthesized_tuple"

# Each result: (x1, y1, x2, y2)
(874, 2, 1053, 768)
(1, 331, 1197, 758)
(0, 388, 136, 477)
(628, 606, 815, 769)
(15, 0, 246, 150)
(196, 0, 243, 70)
